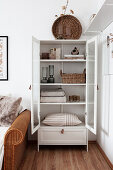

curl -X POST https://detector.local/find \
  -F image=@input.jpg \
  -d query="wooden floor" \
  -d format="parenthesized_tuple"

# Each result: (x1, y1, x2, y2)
(19, 143, 111, 170)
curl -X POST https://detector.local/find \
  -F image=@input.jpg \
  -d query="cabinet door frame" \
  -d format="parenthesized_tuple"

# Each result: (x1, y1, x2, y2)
(31, 36, 40, 134)
(86, 36, 97, 135)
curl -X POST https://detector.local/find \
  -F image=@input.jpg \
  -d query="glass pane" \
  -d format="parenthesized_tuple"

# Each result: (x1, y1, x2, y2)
(87, 40, 96, 130)
(87, 41, 95, 84)
(87, 104, 94, 128)
(33, 61, 39, 83)
(33, 104, 39, 129)
(87, 86, 94, 128)
(32, 84, 38, 103)
(31, 38, 40, 133)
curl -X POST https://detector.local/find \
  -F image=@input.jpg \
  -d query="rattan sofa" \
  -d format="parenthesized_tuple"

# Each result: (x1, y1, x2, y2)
(3, 110, 31, 170)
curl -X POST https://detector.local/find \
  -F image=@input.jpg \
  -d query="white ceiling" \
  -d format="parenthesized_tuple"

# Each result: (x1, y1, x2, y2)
(32, 0, 105, 39)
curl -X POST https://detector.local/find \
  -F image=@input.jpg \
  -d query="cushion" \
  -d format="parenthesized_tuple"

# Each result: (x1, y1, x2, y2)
(42, 113, 82, 126)
(0, 96, 22, 126)
(17, 105, 26, 115)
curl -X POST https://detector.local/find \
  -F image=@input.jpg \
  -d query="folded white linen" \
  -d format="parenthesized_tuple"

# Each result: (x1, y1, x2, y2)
(40, 95, 66, 103)
(41, 89, 65, 97)
(0, 127, 9, 170)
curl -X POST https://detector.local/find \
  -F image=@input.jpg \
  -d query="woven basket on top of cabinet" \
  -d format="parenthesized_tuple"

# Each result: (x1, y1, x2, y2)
(60, 69, 86, 84)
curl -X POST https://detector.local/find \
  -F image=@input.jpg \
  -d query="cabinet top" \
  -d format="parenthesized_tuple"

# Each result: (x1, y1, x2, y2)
(40, 40, 86, 45)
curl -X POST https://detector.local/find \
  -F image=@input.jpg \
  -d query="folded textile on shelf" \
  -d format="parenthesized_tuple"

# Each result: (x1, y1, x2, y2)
(41, 89, 65, 97)
(40, 95, 66, 103)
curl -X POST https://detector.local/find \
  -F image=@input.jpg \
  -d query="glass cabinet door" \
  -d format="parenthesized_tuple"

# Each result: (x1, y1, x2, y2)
(31, 36, 40, 134)
(86, 37, 97, 135)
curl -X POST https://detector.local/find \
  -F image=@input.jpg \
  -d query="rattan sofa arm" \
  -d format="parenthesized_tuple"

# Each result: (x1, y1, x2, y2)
(4, 110, 31, 146)
(4, 129, 24, 145)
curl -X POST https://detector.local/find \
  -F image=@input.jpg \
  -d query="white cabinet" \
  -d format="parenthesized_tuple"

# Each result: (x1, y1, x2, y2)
(31, 37, 97, 151)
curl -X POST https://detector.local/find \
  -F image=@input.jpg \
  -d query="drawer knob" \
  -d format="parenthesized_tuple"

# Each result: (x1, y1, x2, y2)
(61, 129, 64, 134)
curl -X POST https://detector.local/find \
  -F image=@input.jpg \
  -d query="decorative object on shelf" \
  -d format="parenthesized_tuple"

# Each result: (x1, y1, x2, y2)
(42, 53, 49, 59)
(71, 47, 79, 55)
(0, 36, 8, 81)
(55, 48, 61, 59)
(60, 69, 86, 84)
(49, 48, 61, 60)
(49, 49, 56, 59)
(69, 95, 80, 102)
(48, 65, 55, 83)
(52, 0, 82, 39)
(64, 54, 85, 60)
(41, 67, 48, 83)
(52, 15, 82, 40)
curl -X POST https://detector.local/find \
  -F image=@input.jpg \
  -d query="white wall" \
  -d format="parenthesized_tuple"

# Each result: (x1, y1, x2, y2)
(0, 0, 104, 140)
(97, 22, 113, 164)
(0, 0, 32, 109)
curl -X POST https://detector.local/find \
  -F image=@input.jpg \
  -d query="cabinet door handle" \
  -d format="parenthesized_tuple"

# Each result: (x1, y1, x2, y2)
(29, 85, 31, 90)
(97, 85, 99, 90)
(61, 129, 64, 134)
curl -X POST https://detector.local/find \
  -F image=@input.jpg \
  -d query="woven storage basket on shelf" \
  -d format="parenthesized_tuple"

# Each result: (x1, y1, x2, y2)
(52, 15, 82, 39)
(60, 69, 86, 84)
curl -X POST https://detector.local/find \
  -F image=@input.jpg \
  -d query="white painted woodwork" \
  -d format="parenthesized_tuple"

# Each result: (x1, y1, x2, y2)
(40, 40, 86, 45)
(85, 0, 113, 34)
(40, 83, 86, 86)
(31, 38, 97, 150)
(40, 59, 86, 63)
(38, 125, 87, 145)
(40, 101, 86, 105)
(105, 0, 113, 4)
(97, 22, 113, 163)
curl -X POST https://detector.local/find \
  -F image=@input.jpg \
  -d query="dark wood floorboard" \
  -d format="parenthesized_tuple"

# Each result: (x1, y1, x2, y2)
(19, 144, 111, 170)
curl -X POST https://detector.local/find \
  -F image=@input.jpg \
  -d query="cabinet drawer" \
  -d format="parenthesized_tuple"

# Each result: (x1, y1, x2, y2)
(38, 127, 87, 145)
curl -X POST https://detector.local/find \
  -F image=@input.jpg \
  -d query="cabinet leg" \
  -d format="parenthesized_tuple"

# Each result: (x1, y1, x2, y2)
(38, 144, 39, 152)
(87, 144, 88, 152)
(86, 129, 88, 152)
(37, 131, 39, 152)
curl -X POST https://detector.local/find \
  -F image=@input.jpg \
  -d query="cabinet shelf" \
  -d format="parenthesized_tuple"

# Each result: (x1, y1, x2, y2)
(40, 59, 86, 63)
(40, 83, 86, 86)
(40, 101, 86, 105)
(40, 122, 86, 128)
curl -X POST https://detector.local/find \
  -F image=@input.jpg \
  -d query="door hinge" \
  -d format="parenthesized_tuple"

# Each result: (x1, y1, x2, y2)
(107, 33, 113, 47)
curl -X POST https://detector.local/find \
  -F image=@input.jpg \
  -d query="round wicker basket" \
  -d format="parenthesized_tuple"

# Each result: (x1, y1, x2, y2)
(52, 15, 82, 39)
